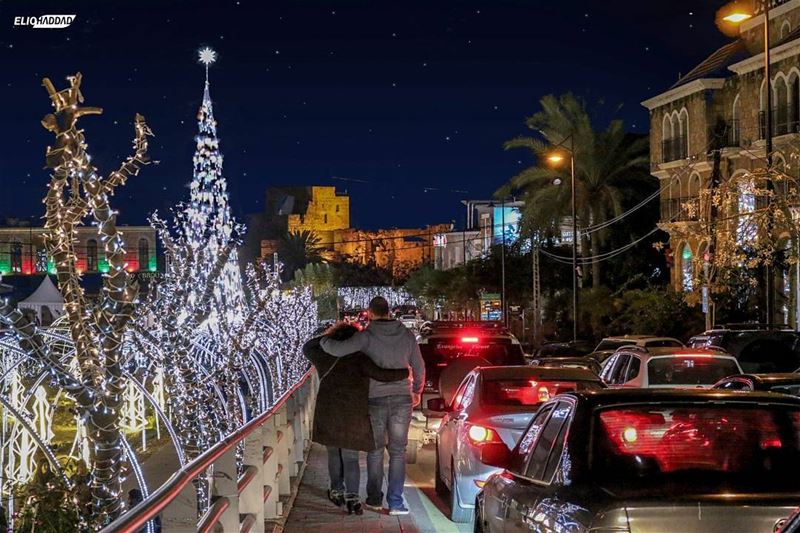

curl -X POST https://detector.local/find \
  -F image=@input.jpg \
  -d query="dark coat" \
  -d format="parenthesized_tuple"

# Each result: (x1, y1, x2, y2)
(303, 336, 408, 451)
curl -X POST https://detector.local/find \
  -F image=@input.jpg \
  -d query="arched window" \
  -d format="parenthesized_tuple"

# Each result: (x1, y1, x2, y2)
(732, 93, 741, 144)
(782, 20, 792, 39)
(776, 74, 789, 135)
(323, 213, 328, 224)
(9, 242, 22, 273)
(138, 238, 150, 271)
(678, 108, 689, 158)
(790, 71, 800, 133)
(662, 114, 673, 141)
(86, 239, 98, 272)
(681, 244, 693, 292)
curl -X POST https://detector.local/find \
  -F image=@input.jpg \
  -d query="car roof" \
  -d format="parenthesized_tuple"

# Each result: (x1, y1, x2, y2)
(617, 347, 729, 358)
(726, 373, 800, 385)
(558, 387, 800, 408)
(602, 335, 676, 341)
(534, 356, 593, 363)
(475, 365, 600, 382)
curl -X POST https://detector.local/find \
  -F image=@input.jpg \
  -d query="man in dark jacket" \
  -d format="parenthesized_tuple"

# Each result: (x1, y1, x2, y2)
(320, 296, 425, 515)
(303, 323, 408, 514)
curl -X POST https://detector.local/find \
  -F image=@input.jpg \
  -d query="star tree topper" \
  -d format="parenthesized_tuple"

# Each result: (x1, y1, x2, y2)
(198, 47, 217, 81)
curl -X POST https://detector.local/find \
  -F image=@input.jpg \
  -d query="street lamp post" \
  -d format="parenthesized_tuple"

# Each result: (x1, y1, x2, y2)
(723, 1, 774, 323)
(547, 135, 579, 342)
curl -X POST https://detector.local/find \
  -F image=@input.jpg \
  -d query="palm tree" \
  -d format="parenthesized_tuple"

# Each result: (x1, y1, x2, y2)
(278, 230, 324, 281)
(498, 93, 651, 287)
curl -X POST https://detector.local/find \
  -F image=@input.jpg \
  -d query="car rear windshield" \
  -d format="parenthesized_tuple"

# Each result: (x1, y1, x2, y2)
(421, 338, 525, 366)
(482, 378, 601, 407)
(593, 404, 800, 493)
(594, 340, 634, 352)
(643, 339, 683, 348)
(647, 356, 739, 386)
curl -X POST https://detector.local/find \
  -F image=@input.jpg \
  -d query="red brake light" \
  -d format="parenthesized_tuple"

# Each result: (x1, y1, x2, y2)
(461, 336, 479, 343)
(467, 424, 501, 446)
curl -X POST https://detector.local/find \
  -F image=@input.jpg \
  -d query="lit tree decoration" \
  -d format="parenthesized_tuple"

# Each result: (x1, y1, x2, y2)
(0, 72, 153, 525)
(120, 379, 146, 434)
(32, 386, 55, 445)
(185, 46, 246, 329)
(660, 137, 800, 321)
(337, 286, 416, 310)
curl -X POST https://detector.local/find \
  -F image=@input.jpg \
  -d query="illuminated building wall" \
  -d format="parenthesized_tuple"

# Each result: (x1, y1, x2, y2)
(0, 225, 157, 276)
(285, 186, 350, 247)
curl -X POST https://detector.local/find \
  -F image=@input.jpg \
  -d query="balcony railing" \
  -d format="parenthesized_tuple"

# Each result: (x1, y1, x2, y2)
(660, 196, 699, 223)
(661, 136, 688, 163)
(759, 107, 800, 139)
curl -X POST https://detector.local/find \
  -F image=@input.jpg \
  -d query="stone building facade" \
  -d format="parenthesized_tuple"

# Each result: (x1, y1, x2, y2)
(0, 224, 157, 275)
(285, 186, 350, 246)
(642, 0, 800, 322)
(259, 185, 451, 278)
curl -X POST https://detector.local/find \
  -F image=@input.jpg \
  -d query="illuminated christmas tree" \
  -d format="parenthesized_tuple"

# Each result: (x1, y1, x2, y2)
(183, 47, 246, 330)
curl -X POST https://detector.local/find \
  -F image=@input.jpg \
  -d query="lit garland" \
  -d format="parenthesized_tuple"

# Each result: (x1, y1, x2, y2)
(0, 72, 153, 526)
(337, 286, 416, 310)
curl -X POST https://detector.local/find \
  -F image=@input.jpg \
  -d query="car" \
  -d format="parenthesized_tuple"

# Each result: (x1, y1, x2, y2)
(588, 334, 685, 365)
(713, 373, 800, 396)
(427, 365, 603, 523)
(475, 388, 800, 533)
(399, 314, 419, 330)
(528, 356, 602, 375)
(417, 321, 526, 405)
(688, 324, 800, 373)
(599, 347, 742, 389)
(534, 340, 594, 358)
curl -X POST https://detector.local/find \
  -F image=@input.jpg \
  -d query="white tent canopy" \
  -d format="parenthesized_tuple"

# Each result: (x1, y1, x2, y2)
(19, 276, 64, 325)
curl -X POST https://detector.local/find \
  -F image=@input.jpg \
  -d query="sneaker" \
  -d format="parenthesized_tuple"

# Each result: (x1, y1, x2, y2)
(388, 506, 410, 516)
(364, 500, 383, 512)
(345, 495, 364, 516)
(327, 488, 345, 507)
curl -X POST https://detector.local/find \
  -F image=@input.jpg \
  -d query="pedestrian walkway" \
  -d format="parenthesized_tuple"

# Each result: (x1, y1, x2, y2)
(284, 443, 471, 533)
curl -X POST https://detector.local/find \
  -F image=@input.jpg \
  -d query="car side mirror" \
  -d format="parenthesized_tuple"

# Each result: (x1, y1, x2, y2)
(426, 397, 449, 412)
(480, 442, 511, 469)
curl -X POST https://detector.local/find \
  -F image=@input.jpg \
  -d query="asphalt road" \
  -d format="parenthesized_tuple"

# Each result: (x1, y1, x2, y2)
(405, 441, 474, 533)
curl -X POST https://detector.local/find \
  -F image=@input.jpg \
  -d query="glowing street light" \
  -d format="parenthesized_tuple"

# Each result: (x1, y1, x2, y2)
(544, 139, 579, 341)
(723, 12, 753, 23)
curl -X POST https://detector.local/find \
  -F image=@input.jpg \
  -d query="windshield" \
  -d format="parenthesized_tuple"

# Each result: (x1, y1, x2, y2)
(592, 404, 800, 493)
(647, 356, 739, 386)
(482, 378, 601, 407)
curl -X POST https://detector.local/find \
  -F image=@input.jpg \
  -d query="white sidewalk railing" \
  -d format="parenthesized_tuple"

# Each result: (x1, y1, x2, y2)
(100, 368, 317, 533)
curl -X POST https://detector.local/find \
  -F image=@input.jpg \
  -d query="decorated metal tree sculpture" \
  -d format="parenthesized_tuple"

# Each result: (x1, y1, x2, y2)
(0, 73, 152, 524)
(134, 211, 239, 458)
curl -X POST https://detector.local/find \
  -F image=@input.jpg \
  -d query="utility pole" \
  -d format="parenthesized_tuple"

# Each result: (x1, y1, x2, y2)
(764, 0, 775, 324)
(532, 243, 541, 345)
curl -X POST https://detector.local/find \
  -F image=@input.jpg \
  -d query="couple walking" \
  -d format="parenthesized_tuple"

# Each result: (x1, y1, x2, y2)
(303, 296, 425, 515)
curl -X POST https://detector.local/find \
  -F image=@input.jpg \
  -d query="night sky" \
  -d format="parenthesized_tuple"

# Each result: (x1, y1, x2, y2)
(0, 1, 729, 231)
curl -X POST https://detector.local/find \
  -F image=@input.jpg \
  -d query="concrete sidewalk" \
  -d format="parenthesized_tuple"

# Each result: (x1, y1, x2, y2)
(284, 443, 470, 533)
